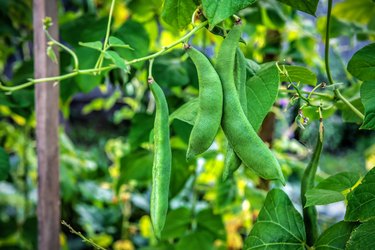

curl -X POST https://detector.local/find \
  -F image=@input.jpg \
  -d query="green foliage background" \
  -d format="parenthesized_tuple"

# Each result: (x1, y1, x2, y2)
(0, 0, 375, 249)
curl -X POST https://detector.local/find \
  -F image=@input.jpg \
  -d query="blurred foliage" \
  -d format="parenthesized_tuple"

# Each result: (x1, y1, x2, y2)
(0, 0, 374, 249)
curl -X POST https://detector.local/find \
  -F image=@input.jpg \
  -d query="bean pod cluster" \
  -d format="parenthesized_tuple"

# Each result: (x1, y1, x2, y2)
(148, 20, 285, 240)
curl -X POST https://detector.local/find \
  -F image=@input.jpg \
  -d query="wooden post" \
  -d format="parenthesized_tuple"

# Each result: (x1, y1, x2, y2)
(33, 0, 60, 249)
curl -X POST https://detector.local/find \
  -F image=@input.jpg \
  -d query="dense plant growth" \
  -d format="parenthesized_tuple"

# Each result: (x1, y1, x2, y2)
(0, 0, 375, 249)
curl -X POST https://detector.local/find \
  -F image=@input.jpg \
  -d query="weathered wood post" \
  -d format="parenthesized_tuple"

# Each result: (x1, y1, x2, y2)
(33, 0, 60, 249)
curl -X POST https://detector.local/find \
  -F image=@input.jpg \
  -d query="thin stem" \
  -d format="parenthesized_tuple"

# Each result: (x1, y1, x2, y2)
(0, 20, 208, 92)
(61, 221, 107, 250)
(103, 0, 116, 50)
(127, 20, 208, 65)
(94, 0, 116, 72)
(307, 83, 323, 100)
(279, 89, 333, 99)
(148, 59, 154, 78)
(45, 29, 79, 70)
(0, 72, 78, 92)
(324, 0, 334, 87)
(324, 0, 364, 120)
(335, 89, 365, 119)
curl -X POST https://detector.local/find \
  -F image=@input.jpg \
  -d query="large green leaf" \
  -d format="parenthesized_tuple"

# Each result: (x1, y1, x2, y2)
(175, 230, 214, 250)
(169, 98, 199, 125)
(279, 65, 317, 86)
(347, 43, 375, 81)
(360, 81, 375, 130)
(345, 167, 375, 222)
(346, 220, 375, 249)
(105, 50, 127, 71)
(305, 189, 345, 207)
(169, 150, 193, 198)
(244, 189, 306, 249)
(305, 172, 361, 207)
(276, 0, 319, 16)
(114, 20, 150, 69)
(246, 62, 280, 132)
(161, 207, 192, 240)
(314, 221, 358, 250)
(332, 0, 375, 24)
(153, 50, 190, 87)
(161, 0, 197, 30)
(196, 209, 226, 240)
(0, 147, 10, 181)
(201, 0, 256, 28)
(315, 172, 361, 192)
(74, 47, 103, 93)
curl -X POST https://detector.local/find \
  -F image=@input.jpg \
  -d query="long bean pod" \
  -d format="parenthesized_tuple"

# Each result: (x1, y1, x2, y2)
(186, 46, 223, 160)
(149, 78, 172, 239)
(217, 23, 285, 183)
(223, 48, 248, 180)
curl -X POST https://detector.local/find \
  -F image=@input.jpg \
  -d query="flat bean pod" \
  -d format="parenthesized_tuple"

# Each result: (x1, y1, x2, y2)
(149, 79, 172, 239)
(186, 46, 223, 160)
(217, 24, 285, 184)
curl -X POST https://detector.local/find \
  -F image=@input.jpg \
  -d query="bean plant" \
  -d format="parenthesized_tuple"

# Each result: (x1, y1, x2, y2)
(0, 0, 375, 249)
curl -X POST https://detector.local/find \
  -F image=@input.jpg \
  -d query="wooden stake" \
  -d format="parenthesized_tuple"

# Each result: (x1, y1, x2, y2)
(33, 0, 60, 249)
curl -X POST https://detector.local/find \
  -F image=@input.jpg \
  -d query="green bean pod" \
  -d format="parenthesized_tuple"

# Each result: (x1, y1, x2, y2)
(301, 123, 324, 246)
(222, 48, 247, 180)
(217, 24, 285, 184)
(149, 79, 172, 239)
(186, 46, 223, 160)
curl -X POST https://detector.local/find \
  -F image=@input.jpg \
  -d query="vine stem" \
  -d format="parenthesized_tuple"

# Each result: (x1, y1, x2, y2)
(325, 0, 364, 120)
(61, 221, 107, 250)
(279, 88, 333, 99)
(44, 29, 79, 70)
(94, 0, 116, 72)
(0, 20, 208, 92)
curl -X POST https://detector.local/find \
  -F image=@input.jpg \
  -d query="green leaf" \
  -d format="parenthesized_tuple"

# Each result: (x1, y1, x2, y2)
(78, 41, 103, 51)
(246, 62, 280, 132)
(196, 209, 226, 240)
(108, 36, 133, 50)
(360, 81, 375, 130)
(346, 220, 375, 249)
(305, 172, 361, 207)
(74, 47, 103, 93)
(169, 98, 199, 125)
(333, 0, 375, 24)
(314, 221, 358, 250)
(345, 167, 375, 222)
(316, 172, 361, 192)
(105, 51, 127, 71)
(161, 0, 197, 30)
(161, 207, 192, 240)
(0, 147, 10, 181)
(336, 97, 365, 124)
(114, 20, 150, 69)
(246, 59, 261, 79)
(47, 46, 58, 64)
(153, 50, 190, 87)
(169, 150, 193, 198)
(202, 0, 256, 28)
(175, 231, 214, 250)
(279, 65, 317, 86)
(347, 43, 375, 81)
(118, 150, 153, 188)
(305, 189, 345, 207)
(276, 0, 319, 16)
(244, 189, 306, 249)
